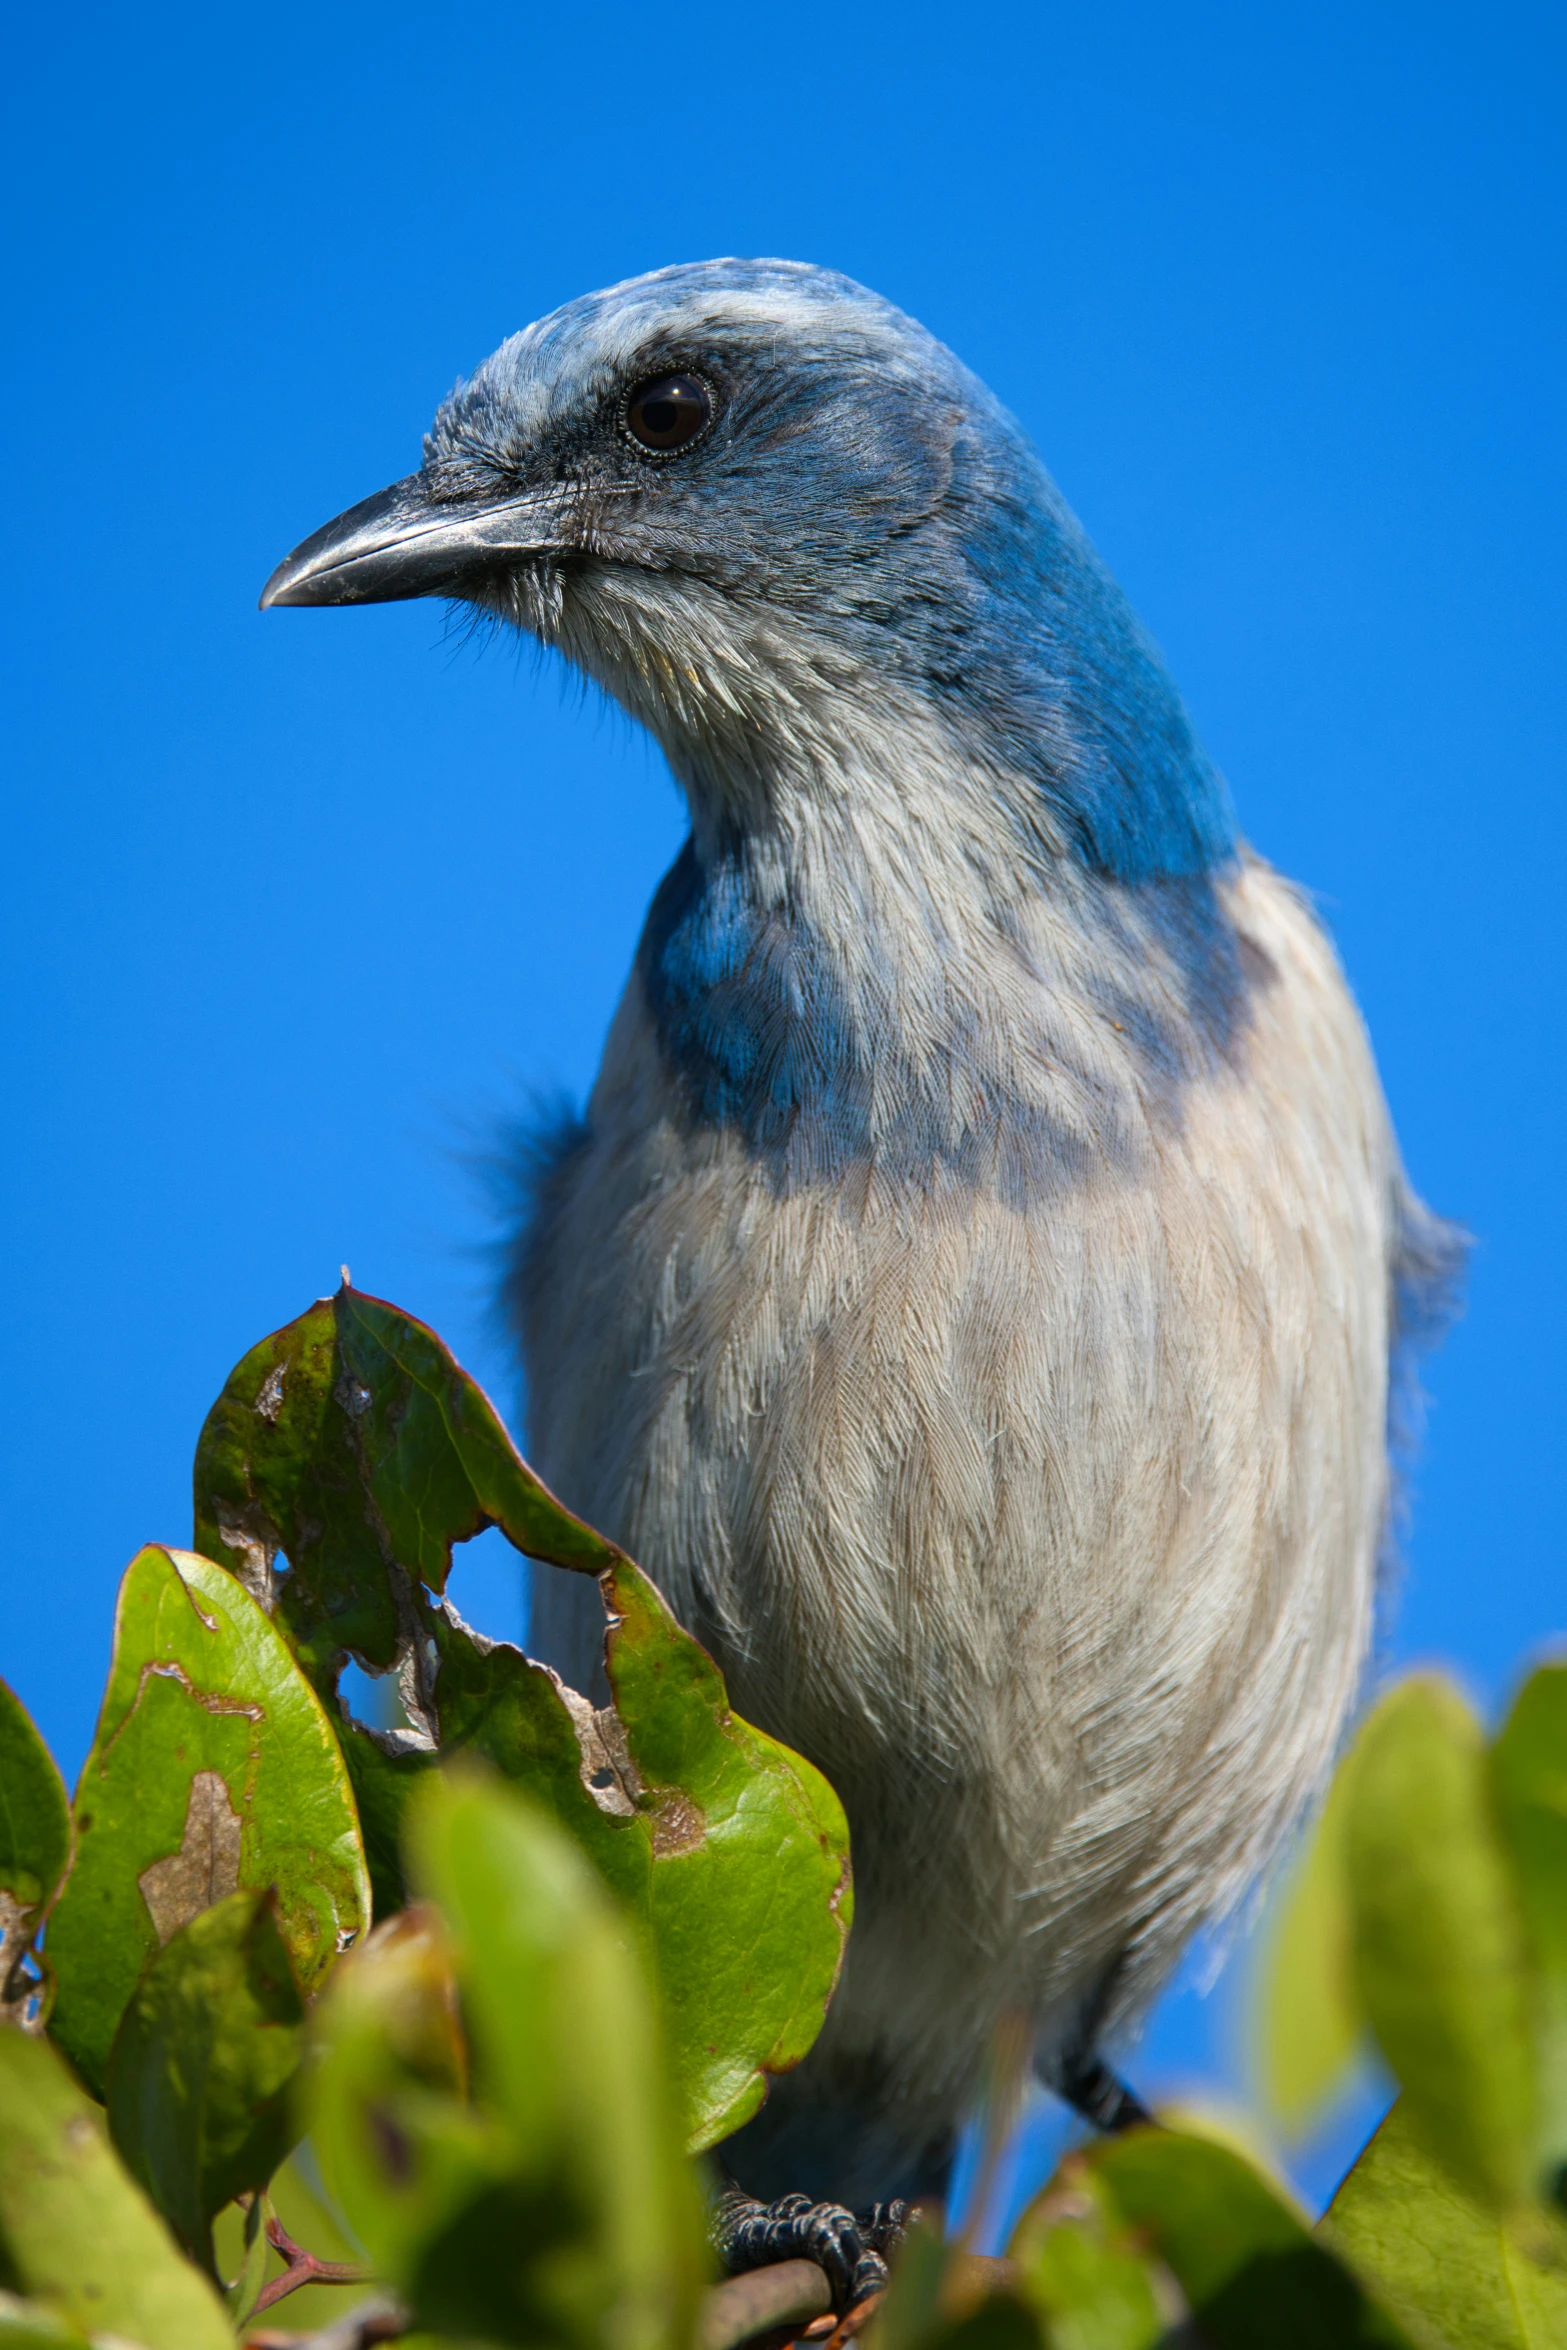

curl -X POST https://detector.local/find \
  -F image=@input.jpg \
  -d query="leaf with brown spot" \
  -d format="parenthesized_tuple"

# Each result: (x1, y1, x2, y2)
(47, 1546, 369, 2096)
(136, 1771, 243, 1947)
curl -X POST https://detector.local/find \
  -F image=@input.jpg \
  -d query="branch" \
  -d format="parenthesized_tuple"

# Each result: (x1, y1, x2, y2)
(700, 2257, 834, 2350)
(249, 2213, 371, 2316)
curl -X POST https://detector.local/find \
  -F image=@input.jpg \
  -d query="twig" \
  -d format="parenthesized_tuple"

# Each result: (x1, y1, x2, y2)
(250, 2214, 371, 2316)
(700, 2257, 834, 2350)
(817, 2287, 885, 2347)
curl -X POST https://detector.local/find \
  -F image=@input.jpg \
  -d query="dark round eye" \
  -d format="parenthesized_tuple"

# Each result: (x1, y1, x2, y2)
(625, 372, 713, 455)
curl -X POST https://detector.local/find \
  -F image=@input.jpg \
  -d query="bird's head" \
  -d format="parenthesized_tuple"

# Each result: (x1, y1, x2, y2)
(263, 259, 1231, 883)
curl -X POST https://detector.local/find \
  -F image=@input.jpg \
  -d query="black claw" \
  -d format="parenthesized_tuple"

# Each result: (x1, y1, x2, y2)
(712, 2187, 894, 2311)
(856, 2197, 911, 2258)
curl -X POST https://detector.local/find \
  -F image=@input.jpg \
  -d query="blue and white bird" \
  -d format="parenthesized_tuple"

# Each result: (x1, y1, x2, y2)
(263, 259, 1460, 2282)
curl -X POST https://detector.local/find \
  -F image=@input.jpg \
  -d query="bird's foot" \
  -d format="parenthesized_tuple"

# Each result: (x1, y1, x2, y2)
(1055, 2050, 1151, 2134)
(711, 2188, 911, 2312)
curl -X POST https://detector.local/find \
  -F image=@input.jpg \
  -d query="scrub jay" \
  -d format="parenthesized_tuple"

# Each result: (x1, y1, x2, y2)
(263, 260, 1461, 2299)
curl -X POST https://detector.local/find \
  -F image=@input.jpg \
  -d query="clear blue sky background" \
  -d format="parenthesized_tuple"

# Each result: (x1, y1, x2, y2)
(5, 0, 1562, 2211)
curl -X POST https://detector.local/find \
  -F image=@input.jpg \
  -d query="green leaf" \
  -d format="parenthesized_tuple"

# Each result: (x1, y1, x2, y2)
(194, 1287, 853, 2149)
(600, 1556, 851, 2145)
(192, 1286, 619, 1686)
(225, 2192, 271, 2330)
(425, 1607, 646, 1912)
(309, 1902, 507, 2320)
(914, 2301, 1041, 2350)
(1491, 1660, 1567, 2201)
(191, 1284, 650, 1915)
(1252, 1744, 1366, 2133)
(1324, 2099, 1567, 2350)
(877, 2234, 1042, 2350)
(1344, 1675, 1536, 2212)
(331, 1715, 434, 1926)
(313, 1779, 705, 2350)
(425, 1571, 852, 2148)
(192, 1295, 401, 1675)
(47, 1544, 369, 2095)
(1009, 2152, 1167, 2349)
(1088, 2125, 1419, 2348)
(105, 1887, 305, 2270)
(0, 2028, 232, 2350)
(406, 1772, 704, 2350)
(0, 1681, 72, 2034)
(0, 2296, 93, 2348)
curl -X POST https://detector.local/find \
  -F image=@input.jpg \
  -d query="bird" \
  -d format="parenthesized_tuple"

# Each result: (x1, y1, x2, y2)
(262, 257, 1463, 2297)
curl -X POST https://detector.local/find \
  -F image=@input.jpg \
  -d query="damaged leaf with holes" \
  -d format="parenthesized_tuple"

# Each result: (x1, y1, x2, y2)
(46, 1545, 369, 2096)
(192, 1286, 612, 1681)
(194, 1285, 853, 2148)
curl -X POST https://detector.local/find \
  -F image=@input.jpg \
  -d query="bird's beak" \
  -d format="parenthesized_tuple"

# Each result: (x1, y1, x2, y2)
(259, 471, 567, 610)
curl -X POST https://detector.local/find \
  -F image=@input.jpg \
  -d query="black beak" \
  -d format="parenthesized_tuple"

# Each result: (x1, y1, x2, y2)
(259, 472, 567, 610)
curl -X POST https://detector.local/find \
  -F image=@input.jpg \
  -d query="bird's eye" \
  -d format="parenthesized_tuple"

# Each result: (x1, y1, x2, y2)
(624, 372, 713, 455)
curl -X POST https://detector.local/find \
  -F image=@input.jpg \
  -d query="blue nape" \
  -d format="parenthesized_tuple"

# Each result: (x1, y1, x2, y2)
(932, 403, 1238, 885)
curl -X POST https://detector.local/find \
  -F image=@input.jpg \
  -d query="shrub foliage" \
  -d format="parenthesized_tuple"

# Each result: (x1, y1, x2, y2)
(0, 1284, 1563, 2348)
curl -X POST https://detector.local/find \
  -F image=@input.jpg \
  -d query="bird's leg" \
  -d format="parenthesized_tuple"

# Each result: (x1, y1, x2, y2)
(1045, 1957, 1153, 2136)
(710, 2188, 909, 2312)
(1053, 2047, 1152, 2134)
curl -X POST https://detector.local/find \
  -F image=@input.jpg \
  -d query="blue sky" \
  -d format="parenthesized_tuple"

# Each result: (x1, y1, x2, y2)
(5, 1, 1562, 2205)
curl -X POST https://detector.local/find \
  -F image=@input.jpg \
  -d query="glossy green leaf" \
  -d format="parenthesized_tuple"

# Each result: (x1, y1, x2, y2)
(426, 1607, 645, 1910)
(192, 1286, 618, 1686)
(1345, 1675, 1536, 2212)
(1252, 1745, 1366, 2133)
(332, 1715, 434, 1930)
(601, 1556, 851, 2143)
(1009, 2154, 1167, 2349)
(1324, 2099, 1567, 2350)
(47, 1545, 369, 2095)
(429, 1584, 850, 2145)
(0, 1681, 71, 2035)
(105, 1887, 305, 2270)
(0, 2028, 232, 2350)
(192, 1295, 399, 1674)
(1089, 2125, 1418, 2348)
(1490, 1660, 1567, 2201)
(194, 1287, 853, 2148)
